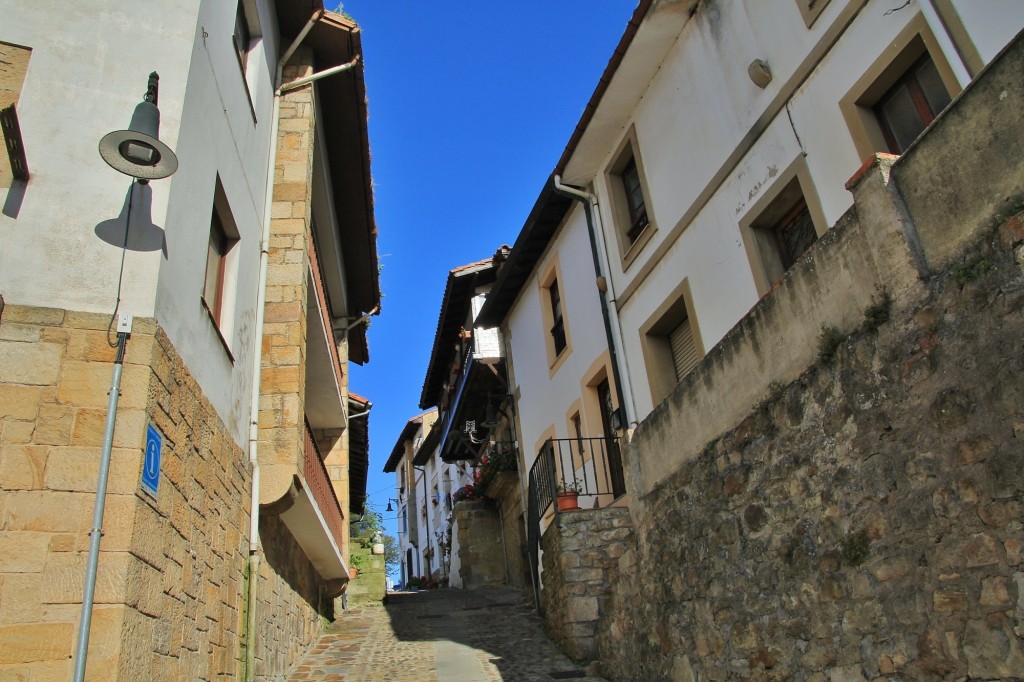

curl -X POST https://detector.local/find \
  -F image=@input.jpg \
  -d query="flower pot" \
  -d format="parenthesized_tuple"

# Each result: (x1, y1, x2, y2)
(556, 491, 580, 511)
(349, 567, 358, 580)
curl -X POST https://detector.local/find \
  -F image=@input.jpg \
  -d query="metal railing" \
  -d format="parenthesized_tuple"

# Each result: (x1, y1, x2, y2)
(304, 419, 346, 552)
(307, 233, 345, 391)
(529, 436, 624, 519)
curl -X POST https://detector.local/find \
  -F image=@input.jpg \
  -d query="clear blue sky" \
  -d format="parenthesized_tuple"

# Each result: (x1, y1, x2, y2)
(344, 3, 639, 543)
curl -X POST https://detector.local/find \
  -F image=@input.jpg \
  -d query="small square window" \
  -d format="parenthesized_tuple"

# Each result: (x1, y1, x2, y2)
(234, 0, 254, 72)
(740, 168, 826, 296)
(640, 280, 704, 406)
(874, 54, 952, 154)
(549, 279, 566, 356)
(606, 128, 656, 261)
(840, 25, 961, 163)
(203, 179, 240, 351)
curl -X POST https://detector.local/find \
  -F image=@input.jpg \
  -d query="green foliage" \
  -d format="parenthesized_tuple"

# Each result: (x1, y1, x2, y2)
(383, 534, 400, 570)
(841, 529, 871, 567)
(862, 287, 892, 330)
(473, 444, 518, 493)
(557, 479, 583, 494)
(332, 3, 354, 20)
(350, 553, 366, 569)
(817, 325, 844, 363)
(953, 258, 991, 286)
(351, 509, 384, 539)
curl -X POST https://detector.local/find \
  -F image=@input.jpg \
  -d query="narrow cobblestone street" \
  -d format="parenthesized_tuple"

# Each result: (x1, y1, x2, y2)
(286, 588, 608, 681)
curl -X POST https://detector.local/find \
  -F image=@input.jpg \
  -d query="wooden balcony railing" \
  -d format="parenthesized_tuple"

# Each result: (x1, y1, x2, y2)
(304, 419, 345, 552)
(307, 233, 345, 391)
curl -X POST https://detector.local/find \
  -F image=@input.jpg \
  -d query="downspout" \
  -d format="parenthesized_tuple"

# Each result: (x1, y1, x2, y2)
(414, 465, 430, 577)
(552, 175, 637, 429)
(245, 8, 347, 679)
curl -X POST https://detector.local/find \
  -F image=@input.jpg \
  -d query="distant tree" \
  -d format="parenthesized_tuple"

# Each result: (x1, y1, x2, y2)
(351, 509, 384, 539)
(383, 534, 400, 573)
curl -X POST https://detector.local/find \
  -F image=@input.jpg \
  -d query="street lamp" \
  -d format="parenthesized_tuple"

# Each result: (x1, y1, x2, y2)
(74, 72, 178, 682)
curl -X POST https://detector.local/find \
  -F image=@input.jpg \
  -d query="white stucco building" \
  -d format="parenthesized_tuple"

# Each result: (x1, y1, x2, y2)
(384, 409, 476, 587)
(477, 0, 1024, 585)
(0, 2, 379, 679)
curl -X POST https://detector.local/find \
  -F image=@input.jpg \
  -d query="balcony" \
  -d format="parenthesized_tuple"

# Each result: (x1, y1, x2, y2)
(262, 419, 350, 595)
(528, 436, 626, 520)
(436, 328, 506, 462)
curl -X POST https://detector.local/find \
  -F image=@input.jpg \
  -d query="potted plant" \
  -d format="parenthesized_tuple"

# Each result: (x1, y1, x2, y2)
(406, 577, 421, 592)
(556, 480, 582, 511)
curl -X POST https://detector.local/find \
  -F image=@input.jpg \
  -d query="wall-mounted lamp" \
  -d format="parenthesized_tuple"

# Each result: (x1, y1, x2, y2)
(385, 497, 400, 513)
(481, 393, 515, 429)
(99, 72, 178, 183)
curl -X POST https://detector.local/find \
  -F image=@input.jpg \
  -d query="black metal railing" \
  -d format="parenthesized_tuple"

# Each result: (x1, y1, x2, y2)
(528, 436, 624, 519)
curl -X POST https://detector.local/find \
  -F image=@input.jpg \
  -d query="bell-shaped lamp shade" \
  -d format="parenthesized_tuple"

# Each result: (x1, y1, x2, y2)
(99, 73, 178, 182)
(481, 400, 500, 429)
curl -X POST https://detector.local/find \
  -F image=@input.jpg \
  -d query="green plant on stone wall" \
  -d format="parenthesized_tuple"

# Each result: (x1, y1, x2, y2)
(862, 287, 892, 330)
(817, 325, 844, 364)
(841, 529, 871, 567)
(953, 257, 991, 286)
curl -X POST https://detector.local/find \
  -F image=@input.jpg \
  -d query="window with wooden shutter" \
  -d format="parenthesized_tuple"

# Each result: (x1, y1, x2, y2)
(669, 316, 700, 383)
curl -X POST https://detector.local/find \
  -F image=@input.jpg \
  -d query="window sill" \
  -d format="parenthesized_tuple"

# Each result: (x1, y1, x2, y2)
(200, 296, 235, 363)
(547, 344, 571, 378)
(620, 221, 656, 272)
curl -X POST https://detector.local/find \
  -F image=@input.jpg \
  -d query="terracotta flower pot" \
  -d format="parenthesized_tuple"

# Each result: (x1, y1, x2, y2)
(556, 491, 580, 511)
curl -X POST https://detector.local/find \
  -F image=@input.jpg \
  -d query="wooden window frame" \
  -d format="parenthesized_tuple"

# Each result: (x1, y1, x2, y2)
(738, 158, 828, 297)
(839, 18, 961, 163)
(604, 126, 656, 267)
(202, 178, 240, 357)
(638, 278, 705, 406)
(873, 54, 952, 155)
(539, 258, 572, 374)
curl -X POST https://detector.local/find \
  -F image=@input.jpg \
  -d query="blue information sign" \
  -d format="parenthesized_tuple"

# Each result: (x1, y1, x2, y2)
(141, 423, 162, 497)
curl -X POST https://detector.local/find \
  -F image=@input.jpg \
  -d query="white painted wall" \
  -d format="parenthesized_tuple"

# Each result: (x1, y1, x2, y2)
(0, 0, 283, 444)
(0, 1, 199, 316)
(505, 205, 611, 477)
(576, 0, 1024, 420)
(154, 0, 280, 442)
(950, 0, 1024, 62)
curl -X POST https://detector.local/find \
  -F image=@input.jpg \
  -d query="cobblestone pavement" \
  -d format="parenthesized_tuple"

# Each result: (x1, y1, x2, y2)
(286, 587, 608, 681)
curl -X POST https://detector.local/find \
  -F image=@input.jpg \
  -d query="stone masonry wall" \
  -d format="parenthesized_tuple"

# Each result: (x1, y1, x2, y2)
(0, 311, 253, 681)
(0, 307, 155, 681)
(595, 37, 1024, 682)
(599, 217, 1024, 681)
(453, 500, 505, 589)
(540, 507, 633, 662)
(259, 49, 314, 507)
(255, 46, 339, 679)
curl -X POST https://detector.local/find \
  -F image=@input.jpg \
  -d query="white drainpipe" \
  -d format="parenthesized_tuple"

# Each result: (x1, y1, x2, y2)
(552, 176, 638, 428)
(245, 7, 356, 678)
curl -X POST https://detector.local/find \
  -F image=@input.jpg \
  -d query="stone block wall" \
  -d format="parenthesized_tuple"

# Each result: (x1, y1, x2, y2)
(258, 49, 314, 508)
(453, 500, 505, 589)
(539, 507, 634, 662)
(594, 37, 1024, 681)
(487, 471, 530, 588)
(0, 310, 254, 681)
